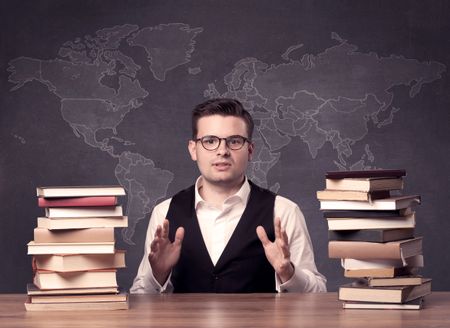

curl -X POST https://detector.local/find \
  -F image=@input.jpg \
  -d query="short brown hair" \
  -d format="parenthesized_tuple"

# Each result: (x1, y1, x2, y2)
(192, 98, 254, 139)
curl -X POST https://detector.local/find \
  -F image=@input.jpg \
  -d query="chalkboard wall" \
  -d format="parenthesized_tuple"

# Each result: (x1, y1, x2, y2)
(1, 0, 449, 292)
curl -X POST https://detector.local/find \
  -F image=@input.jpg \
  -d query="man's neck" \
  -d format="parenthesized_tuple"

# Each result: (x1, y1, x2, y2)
(198, 177, 245, 207)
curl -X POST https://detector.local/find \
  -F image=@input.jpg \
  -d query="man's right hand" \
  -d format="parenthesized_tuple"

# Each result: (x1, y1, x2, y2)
(148, 219, 185, 286)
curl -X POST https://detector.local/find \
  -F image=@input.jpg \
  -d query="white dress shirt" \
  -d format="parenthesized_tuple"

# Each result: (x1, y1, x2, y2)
(130, 177, 327, 293)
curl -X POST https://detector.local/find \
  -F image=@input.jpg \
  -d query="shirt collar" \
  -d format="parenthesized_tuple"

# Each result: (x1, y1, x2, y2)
(194, 176, 251, 209)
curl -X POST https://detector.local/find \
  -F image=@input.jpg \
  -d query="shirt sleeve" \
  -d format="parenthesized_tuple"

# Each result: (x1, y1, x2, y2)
(274, 196, 327, 292)
(129, 199, 174, 294)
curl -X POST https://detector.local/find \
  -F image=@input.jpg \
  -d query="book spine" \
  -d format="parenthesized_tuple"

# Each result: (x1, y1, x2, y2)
(38, 196, 118, 207)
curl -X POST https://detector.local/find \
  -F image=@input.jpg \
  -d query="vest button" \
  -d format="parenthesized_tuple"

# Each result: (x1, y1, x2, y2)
(213, 275, 219, 280)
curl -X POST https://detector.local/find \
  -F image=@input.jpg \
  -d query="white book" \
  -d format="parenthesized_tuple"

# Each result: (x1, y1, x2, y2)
(341, 255, 424, 270)
(45, 206, 123, 218)
(320, 195, 420, 210)
(327, 213, 415, 230)
(36, 185, 126, 198)
(37, 216, 128, 230)
(27, 241, 115, 255)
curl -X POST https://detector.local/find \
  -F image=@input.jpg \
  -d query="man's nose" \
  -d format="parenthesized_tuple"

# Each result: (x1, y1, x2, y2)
(216, 138, 230, 155)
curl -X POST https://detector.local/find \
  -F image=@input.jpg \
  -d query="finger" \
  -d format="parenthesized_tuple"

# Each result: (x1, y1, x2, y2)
(150, 238, 159, 253)
(282, 229, 289, 244)
(154, 225, 162, 238)
(256, 226, 271, 247)
(162, 219, 170, 239)
(274, 217, 282, 240)
(173, 227, 185, 247)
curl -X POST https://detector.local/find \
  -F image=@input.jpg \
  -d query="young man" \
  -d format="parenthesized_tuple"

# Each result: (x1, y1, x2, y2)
(131, 98, 326, 293)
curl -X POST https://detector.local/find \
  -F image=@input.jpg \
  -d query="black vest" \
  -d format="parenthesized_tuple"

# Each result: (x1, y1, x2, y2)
(167, 181, 276, 293)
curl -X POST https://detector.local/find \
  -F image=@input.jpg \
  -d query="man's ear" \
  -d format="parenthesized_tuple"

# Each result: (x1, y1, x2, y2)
(248, 142, 254, 161)
(188, 140, 197, 161)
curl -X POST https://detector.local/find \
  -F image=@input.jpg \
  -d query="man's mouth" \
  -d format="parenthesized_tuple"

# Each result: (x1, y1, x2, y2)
(213, 162, 231, 168)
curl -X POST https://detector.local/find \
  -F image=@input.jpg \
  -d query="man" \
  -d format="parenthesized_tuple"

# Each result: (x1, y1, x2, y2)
(131, 98, 326, 293)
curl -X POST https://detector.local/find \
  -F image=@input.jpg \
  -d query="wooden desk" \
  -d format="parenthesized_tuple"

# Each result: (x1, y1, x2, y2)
(1, 292, 450, 327)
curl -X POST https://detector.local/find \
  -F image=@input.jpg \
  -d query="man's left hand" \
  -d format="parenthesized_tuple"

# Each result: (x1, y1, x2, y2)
(256, 217, 294, 283)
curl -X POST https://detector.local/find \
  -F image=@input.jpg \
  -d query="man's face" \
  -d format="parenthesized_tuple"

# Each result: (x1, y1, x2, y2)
(188, 115, 253, 189)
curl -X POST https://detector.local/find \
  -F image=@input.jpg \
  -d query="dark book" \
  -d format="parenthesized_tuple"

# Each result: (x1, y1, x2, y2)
(323, 209, 411, 219)
(326, 169, 407, 179)
(328, 228, 415, 242)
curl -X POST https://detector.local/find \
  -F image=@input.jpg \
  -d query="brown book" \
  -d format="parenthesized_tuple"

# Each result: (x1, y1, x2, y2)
(344, 266, 414, 278)
(317, 190, 390, 201)
(25, 298, 129, 311)
(34, 251, 126, 272)
(27, 283, 118, 295)
(368, 276, 430, 287)
(325, 177, 403, 192)
(34, 227, 115, 243)
(328, 237, 423, 260)
(27, 241, 115, 255)
(36, 185, 126, 198)
(338, 280, 431, 303)
(33, 270, 118, 290)
(30, 291, 128, 304)
(37, 216, 128, 230)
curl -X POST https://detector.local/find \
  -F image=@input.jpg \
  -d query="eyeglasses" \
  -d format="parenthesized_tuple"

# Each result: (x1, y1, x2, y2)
(194, 135, 250, 151)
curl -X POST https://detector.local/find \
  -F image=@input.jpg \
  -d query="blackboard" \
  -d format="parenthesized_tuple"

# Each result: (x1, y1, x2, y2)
(1, 0, 449, 292)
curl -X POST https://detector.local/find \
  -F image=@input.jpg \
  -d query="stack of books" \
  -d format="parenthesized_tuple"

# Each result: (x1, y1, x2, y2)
(25, 185, 129, 311)
(317, 169, 431, 310)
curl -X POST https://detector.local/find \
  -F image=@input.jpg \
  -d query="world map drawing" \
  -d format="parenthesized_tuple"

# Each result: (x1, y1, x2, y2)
(7, 23, 446, 244)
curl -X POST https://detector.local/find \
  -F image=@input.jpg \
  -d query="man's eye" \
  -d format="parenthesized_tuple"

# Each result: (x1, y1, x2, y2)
(203, 138, 216, 144)
(229, 138, 242, 145)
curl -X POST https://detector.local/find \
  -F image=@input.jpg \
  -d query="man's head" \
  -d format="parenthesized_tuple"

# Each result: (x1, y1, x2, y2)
(188, 98, 255, 192)
(191, 98, 254, 140)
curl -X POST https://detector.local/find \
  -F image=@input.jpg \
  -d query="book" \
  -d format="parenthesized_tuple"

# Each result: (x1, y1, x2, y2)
(27, 241, 115, 255)
(328, 237, 423, 260)
(38, 196, 118, 207)
(320, 195, 421, 210)
(27, 283, 118, 295)
(34, 251, 126, 272)
(325, 178, 403, 192)
(328, 228, 414, 242)
(368, 276, 430, 287)
(338, 280, 431, 303)
(45, 205, 123, 218)
(323, 209, 412, 218)
(342, 297, 424, 310)
(344, 267, 414, 278)
(316, 190, 390, 201)
(37, 216, 128, 230)
(30, 291, 128, 304)
(36, 185, 126, 198)
(342, 255, 423, 278)
(326, 169, 407, 179)
(327, 214, 415, 231)
(341, 255, 424, 270)
(34, 227, 115, 243)
(25, 298, 129, 311)
(33, 270, 118, 289)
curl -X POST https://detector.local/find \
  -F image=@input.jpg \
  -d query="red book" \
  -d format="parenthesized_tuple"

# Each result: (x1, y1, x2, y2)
(38, 196, 118, 208)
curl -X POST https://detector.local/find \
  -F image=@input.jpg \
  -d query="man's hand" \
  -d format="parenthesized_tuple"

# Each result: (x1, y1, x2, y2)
(256, 217, 294, 283)
(148, 219, 185, 286)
